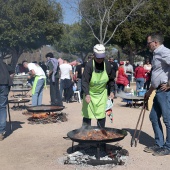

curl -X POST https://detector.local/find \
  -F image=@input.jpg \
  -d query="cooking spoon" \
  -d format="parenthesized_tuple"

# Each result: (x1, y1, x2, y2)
(89, 104, 107, 136)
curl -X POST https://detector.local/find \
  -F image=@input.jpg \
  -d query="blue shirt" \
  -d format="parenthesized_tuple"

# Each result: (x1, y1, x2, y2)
(151, 45, 170, 88)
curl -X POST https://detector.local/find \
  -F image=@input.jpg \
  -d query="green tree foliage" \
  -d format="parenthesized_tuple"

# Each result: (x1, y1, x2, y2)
(0, 0, 63, 68)
(55, 21, 96, 60)
(111, 0, 170, 62)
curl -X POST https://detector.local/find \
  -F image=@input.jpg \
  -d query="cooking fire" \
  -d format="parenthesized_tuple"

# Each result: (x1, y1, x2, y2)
(62, 144, 129, 167)
(22, 111, 68, 124)
(62, 126, 128, 167)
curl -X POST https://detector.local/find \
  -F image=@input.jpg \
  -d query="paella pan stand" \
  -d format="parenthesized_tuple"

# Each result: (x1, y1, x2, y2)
(67, 126, 127, 160)
(8, 99, 30, 111)
(11, 87, 31, 98)
(7, 99, 30, 131)
(26, 105, 64, 117)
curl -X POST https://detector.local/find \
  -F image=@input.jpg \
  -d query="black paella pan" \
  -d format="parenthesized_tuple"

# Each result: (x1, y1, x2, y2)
(26, 105, 64, 113)
(67, 126, 127, 144)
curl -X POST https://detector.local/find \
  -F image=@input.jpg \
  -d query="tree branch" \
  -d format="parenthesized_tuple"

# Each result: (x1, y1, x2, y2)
(104, 0, 146, 45)
(102, 0, 116, 43)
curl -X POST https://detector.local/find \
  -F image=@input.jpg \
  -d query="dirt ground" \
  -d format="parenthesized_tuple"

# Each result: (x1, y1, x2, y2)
(0, 86, 170, 170)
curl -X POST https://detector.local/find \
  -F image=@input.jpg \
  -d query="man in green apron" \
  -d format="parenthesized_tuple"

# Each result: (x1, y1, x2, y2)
(23, 61, 46, 106)
(81, 44, 115, 128)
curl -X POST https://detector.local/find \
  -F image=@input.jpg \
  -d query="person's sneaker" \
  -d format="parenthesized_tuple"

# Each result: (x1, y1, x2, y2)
(152, 148, 170, 156)
(0, 133, 5, 141)
(144, 145, 161, 153)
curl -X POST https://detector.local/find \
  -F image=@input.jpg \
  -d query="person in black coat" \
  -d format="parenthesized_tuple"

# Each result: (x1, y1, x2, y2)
(0, 58, 14, 140)
(108, 57, 118, 98)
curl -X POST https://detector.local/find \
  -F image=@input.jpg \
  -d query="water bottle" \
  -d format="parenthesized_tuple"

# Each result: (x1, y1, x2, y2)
(131, 89, 134, 95)
(134, 90, 136, 96)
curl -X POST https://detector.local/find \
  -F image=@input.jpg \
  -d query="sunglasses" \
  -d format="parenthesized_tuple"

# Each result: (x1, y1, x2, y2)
(147, 41, 154, 45)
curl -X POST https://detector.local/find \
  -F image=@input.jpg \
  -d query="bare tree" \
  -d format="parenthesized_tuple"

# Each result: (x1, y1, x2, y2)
(65, 0, 148, 45)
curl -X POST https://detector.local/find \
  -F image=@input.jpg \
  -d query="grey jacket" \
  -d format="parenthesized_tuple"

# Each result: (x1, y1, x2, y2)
(151, 44, 170, 88)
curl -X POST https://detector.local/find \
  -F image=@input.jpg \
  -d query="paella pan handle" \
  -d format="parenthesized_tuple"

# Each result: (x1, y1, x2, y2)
(63, 137, 70, 140)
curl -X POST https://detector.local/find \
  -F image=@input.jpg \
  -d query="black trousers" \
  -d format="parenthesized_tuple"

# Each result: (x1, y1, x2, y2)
(82, 117, 106, 128)
(144, 80, 151, 90)
(63, 79, 73, 102)
(50, 77, 63, 106)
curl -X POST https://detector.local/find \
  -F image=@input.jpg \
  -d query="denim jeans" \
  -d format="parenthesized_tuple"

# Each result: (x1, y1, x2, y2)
(0, 85, 9, 134)
(32, 79, 45, 106)
(77, 78, 82, 98)
(117, 84, 125, 93)
(150, 89, 170, 149)
(127, 75, 132, 86)
(136, 78, 145, 91)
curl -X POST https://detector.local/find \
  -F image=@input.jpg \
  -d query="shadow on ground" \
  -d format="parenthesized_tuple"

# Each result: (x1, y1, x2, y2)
(65, 142, 123, 154)
(5, 121, 25, 138)
(123, 128, 154, 147)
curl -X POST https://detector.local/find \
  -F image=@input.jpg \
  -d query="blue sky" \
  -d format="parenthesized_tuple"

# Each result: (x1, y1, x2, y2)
(56, 0, 79, 25)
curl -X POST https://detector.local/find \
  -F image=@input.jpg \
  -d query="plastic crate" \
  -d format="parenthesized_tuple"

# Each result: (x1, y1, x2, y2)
(137, 89, 146, 97)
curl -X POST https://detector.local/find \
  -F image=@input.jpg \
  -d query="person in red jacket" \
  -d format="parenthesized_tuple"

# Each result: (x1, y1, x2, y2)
(116, 61, 129, 93)
(134, 62, 146, 91)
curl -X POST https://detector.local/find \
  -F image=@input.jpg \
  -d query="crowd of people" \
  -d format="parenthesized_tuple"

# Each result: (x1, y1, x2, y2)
(0, 46, 152, 139)
(13, 51, 153, 103)
(115, 59, 152, 93)
(1, 32, 170, 157)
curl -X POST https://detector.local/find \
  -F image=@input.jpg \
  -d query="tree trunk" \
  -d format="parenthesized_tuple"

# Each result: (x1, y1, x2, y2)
(10, 49, 20, 72)
(128, 45, 135, 65)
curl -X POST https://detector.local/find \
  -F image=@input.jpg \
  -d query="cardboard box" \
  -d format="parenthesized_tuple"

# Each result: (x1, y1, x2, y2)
(124, 87, 132, 93)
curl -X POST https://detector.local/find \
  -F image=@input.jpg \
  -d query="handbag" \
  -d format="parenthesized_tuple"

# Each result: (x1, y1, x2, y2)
(105, 99, 114, 123)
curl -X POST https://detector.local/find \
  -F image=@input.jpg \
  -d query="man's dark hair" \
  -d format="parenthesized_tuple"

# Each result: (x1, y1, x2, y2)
(63, 58, 69, 62)
(148, 32, 164, 44)
(88, 54, 93, 60)
(45, 52, 54, 58)
(109, 57, 114, 60)
(145, 58, 150, 63)
(22, 60, 27, 65)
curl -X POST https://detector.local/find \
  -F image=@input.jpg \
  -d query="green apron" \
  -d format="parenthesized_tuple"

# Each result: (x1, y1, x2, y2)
(32, 76, 46, 95)
(82, 60, 109, 119)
